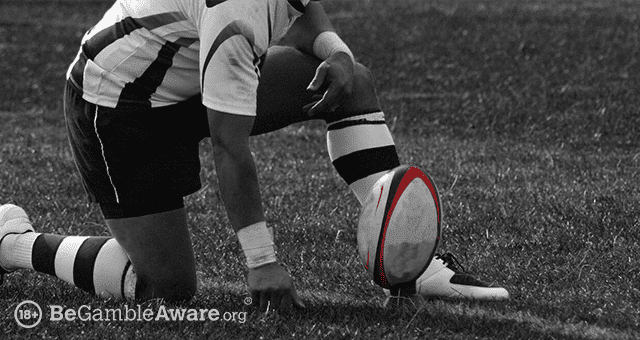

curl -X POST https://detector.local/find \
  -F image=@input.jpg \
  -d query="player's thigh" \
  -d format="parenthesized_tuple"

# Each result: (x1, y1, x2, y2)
(253, 46, 382, 135)
(322, 61, 383, 123)
(64, 86, 202, 299)
(105, 208, 197, 300)
(253, 46, 321, 135)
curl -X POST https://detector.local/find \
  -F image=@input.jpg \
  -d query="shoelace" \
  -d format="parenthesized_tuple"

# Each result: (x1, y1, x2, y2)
(435, 252, 467, 273)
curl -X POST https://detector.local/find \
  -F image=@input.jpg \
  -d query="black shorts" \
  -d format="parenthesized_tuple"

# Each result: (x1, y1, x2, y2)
(63, 46, 377, 210)
(64, 81, 209, 206)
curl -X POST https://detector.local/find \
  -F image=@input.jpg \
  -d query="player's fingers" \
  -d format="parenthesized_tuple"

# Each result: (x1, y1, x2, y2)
(291, 288, 305, 309)
(307, 95, 330, 117)
(259, 291, 270, 312)
(307, 63, 329, 91)
(309, 86, 340, 117)
(302, 94, 324, 115)
(251, 291, 260, 307)
(309, 94, 324, 102)
(267, 290, 284, 314)
(302, 101, 319, 115)
(309, 81, 343, 116)
(277, 292, 292, 312)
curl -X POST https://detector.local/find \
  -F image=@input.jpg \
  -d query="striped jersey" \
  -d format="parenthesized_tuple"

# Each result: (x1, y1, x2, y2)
(67, 0, 310, 115)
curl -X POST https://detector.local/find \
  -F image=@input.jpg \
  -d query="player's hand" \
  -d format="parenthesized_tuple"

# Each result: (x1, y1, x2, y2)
(247, 262, 305, 313)
(304, 52, 355, 117)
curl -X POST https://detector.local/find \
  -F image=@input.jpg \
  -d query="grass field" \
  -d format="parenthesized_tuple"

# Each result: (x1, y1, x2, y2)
(1, 0, 639, 339)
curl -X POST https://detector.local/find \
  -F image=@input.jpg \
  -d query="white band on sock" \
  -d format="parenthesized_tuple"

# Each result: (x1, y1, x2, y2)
(313, 31, 355, 65)
(237, 222, 277, 269)
(326, 112, 397, 204)
(327, 123, 395, 160)
(54, 236, 89, 285)
(93, 238, 132, 299)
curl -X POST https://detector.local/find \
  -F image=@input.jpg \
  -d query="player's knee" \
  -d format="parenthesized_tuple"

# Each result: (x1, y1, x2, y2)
(352, 63, 377, 98)
(136, 268, 197, 302)
(353, 62, 374, 86)
(329, 63, 381, 120)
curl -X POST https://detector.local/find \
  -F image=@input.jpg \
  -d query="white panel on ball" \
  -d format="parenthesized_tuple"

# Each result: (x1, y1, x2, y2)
(357, 165, 441, 289)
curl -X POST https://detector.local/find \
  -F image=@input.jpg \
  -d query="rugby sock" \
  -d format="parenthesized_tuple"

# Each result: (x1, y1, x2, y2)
(0, 233, 136, 299)
(326, 112, 401, 205)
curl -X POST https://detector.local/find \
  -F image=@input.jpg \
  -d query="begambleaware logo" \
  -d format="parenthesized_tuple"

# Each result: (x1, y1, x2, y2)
(14, 300, 43, 328)
(14, 300, 248, 328)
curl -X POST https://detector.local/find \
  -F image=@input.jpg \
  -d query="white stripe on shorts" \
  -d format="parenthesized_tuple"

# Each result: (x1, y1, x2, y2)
(94, 107, 121, 203)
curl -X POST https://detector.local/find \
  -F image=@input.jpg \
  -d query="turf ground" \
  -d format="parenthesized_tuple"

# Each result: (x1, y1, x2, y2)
(0, 0, 639, 339)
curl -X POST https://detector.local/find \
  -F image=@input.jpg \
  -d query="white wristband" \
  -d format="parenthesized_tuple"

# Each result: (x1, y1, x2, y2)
(312, 31, 355, 65)
(237, 221, 277, 269)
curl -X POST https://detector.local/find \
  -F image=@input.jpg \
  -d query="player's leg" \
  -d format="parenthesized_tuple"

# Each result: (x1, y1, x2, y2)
(0, 204, 196, 301)
(0, 83, 200, 301)
(66, 82, 200, 301)
(102, 205, 197, 301)
(0, 84, 136, 298)
(254, 45, 399, 205)
(255, 46, 509, 302)
(0, 204, 137, 299)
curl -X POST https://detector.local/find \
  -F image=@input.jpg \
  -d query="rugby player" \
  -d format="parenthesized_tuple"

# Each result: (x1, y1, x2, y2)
(1, 0, 508, 311)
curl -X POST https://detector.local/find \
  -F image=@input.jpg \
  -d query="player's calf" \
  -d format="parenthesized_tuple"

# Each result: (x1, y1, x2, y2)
(0, 205, 136, 299)
(0, 204, 197, 302)
(324, 63, 401, 205)
(103, 206, 198, 302)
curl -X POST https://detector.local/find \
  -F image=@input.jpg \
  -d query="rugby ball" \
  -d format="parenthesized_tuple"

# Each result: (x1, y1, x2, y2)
(357, 165, 441, 289)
